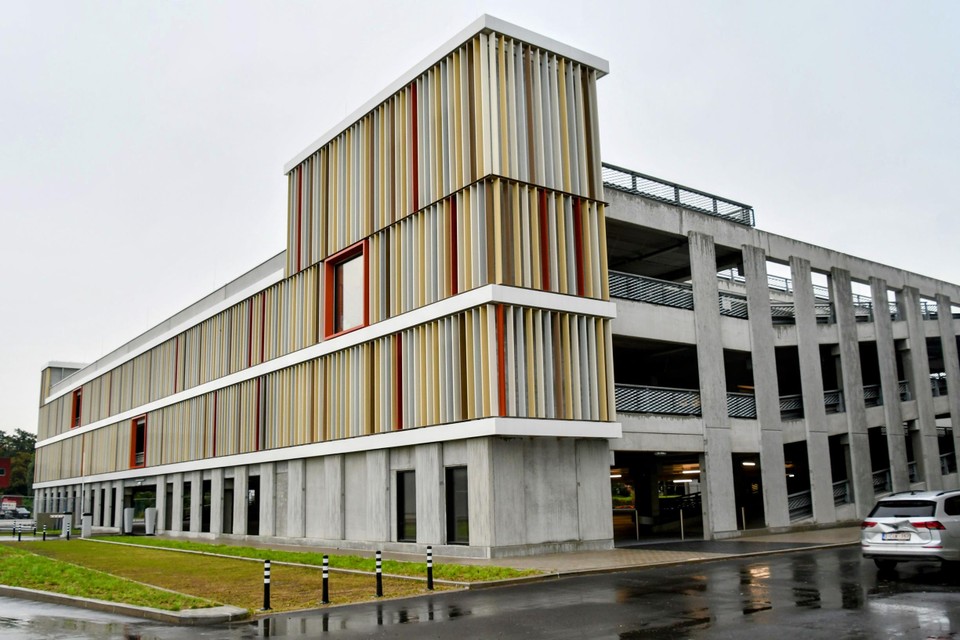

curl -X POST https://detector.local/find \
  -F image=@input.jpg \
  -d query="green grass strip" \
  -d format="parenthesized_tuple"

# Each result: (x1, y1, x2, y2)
(97, 536, 538, 582)
(0, 544, 214, 611)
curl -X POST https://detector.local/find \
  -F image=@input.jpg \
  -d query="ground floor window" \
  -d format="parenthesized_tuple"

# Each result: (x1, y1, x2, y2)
(445, 466, 469, 544)
(397, 470, 417, 542)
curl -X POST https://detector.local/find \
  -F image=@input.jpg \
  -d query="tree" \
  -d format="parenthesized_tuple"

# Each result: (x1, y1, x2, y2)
(1, 429, 35, 496)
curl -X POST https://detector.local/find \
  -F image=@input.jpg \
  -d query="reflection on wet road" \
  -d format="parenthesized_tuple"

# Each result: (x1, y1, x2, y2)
(2, 548, 958, 639)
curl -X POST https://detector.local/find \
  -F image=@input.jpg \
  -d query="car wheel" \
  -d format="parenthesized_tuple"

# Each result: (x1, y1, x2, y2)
(874, 559, 898, 571)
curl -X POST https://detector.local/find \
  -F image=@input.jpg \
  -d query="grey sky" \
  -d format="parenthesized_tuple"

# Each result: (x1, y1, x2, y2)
(2, 1, 958, 434)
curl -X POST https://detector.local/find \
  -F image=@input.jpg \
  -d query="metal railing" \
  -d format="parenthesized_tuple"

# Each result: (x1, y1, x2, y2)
(726, 392, 757, 419)
(788, 490, 813, 521)
(135, 452, 145, 466)
(718, 292, 749, 319)
(602, 163, 756, 227)
(614, 384, 702, 416)
(833, 480, 852, 505)
(823, 389, 844, 413)
(779, 393, 804, 419)
(609, 271, 694, 309)
(873, 469, 892, 494)
(931, 376, 948, 397)
(943, 452, 958, 475)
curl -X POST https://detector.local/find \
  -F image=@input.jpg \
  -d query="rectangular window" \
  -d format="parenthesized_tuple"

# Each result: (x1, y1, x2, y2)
(130, 416, 147, 468)
(71, 388, 82, 428)
(445, 466, 469, 545)
(324, 241, 368, 337)
(397, 470, 417, 542)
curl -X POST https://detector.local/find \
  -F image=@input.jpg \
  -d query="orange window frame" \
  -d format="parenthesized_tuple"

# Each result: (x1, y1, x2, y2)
(70, 388, 82, 429)
(323, 239, 369, 339)
(129, 415, 147, 469)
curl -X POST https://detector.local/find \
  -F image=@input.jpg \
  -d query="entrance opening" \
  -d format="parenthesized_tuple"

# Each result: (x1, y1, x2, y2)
(247, 476, 260, 536)
(732, 453, 764, 529)
(611, 451, 703, 543)
(222, 479, 234, 534)
(201, 479, 212, 533)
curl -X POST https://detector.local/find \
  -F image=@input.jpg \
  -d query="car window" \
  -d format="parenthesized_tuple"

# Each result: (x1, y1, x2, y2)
(944, 496, 960, 516)
(868, 500, 936, 517)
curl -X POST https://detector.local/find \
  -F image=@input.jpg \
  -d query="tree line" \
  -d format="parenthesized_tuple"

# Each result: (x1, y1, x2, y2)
(1, 428, 36, 496)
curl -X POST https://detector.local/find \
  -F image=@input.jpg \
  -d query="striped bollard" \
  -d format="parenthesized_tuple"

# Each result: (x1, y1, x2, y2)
(17, 524, 21, 542)
(426, 546, 434, 591)
(375, 550, 383, 597)
(321, 555, 329, 604)
(42, 524, 47, 541)
(262, 559, 271, 610)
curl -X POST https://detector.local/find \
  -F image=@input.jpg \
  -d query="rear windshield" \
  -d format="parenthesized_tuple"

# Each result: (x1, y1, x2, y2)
(868, 500, 936, 518)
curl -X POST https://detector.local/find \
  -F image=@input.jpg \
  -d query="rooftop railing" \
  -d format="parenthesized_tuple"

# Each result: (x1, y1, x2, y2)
(608, 271, 694, 310)
(602, 163, 756, 227)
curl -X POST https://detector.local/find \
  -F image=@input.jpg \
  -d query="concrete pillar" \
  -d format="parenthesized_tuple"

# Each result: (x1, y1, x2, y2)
(743, 245, 789, 528)
(689, 232, 737, 536)
(791, 257, 837, 523)
(899, 286, 941, 490)
(872, 278, 910, 492)
(287, 459, 306, 539)
(103, 485, 113, 528)
(467, 438, 493, 547)
(92, 483, 103, 526)
(170, 473, 183, 532)
(366, 450, 390, 542)
(831, 267, 875, 515)
(936, 293, 960, 480)
(259, 462, 276, 537)
(113, 482, 124, 528)
(190, 472, 202, 533)
(416, 443, 444, 544)
(154, 474, 166, 533)
(320, 456, 344, 540)
(233, 466, 248, 536)
(210, 468, 224, 535)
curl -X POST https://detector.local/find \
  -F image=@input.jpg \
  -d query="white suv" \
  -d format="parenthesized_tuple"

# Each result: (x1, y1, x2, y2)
(861, 489, 960, 570)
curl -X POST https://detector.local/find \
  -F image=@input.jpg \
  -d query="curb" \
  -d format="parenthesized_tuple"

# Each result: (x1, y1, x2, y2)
(0, 585, 248, 625)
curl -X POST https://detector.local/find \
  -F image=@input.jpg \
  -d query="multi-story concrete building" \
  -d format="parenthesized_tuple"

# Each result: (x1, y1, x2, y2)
(32, 17, 959, 556)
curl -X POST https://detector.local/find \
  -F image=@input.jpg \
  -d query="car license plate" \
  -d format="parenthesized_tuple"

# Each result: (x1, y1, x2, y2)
(882, 532, 911, 541)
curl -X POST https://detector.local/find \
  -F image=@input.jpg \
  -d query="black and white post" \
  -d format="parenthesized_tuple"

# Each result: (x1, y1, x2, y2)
(42, 524, 47, 541)
(321, 554, 329, 604)
(262, 559, 272, 610)
(375, 550, 383, 597)
(426, 546, 434, 590)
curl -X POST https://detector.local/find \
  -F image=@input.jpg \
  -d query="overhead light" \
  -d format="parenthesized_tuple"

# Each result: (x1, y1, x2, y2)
(673, 479, 693, 483)
(654, 451, 667, 457)
(742, 461, 756, 467)
(682, 469, 700, 474)
(787, 473, 795, 478)
(610, 473, 622, 479)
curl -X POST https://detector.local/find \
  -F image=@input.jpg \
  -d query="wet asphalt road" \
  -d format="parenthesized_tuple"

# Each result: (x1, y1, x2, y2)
(3, 547, 959, 639)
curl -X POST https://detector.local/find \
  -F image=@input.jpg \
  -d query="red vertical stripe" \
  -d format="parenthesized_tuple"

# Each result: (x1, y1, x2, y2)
(539, 189, 551, 290)
(496, 305, 507, 417)
(260, 294, 266, 364)
(573, 199, 585, 296)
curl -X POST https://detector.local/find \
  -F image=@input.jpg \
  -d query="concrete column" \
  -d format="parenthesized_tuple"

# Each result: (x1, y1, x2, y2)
(936, 293, 960, 481)
(366, 450, 390, 542)
(320, 456, 344, 540)
(791, 257, 837, 523)
(210, 468, 224, 535)
(113, 482, 124, 528)
(688, 231, 737, 536)
(103, 486, 113, 528)
(900, 286, 941, 490)
(259, 462, 276, 537)
(467, 438, 493, 547)
(831, 267, 874, 515)
(82, 484, 92, 514)
(416, 443, 444, 544)
(233, 466, 248, 536)
(287, 459, 305, 539)
(92, 483, 103, 526)
(189, 472, 202, 533)
(154, 475, 166, 533)
(872, 278, 910, 492)
(743, 245, 789, 528)
(170, 473, 183, 533)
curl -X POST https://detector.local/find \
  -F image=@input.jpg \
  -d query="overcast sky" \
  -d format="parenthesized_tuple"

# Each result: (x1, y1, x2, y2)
(2, 1, 958, 435)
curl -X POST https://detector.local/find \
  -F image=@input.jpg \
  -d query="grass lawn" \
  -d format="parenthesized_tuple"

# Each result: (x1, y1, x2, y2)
(96, 536, 539, 582)
(17, 540, 443, 613)
(0, 543, 213, 611)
